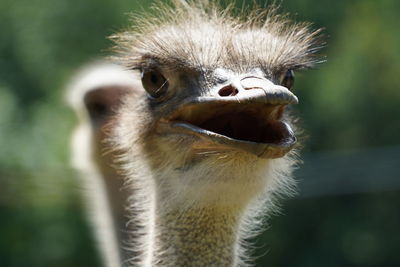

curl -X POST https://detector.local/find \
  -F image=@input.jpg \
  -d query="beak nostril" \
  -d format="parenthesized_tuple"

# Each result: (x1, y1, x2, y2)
(218, 85, 239, 97)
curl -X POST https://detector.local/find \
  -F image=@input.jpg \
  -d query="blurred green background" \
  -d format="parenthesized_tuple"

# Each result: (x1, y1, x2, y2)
(0, 0, 399, 266)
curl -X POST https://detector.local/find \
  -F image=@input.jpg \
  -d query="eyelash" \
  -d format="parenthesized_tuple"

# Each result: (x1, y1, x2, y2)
(281, 69, 295, 90)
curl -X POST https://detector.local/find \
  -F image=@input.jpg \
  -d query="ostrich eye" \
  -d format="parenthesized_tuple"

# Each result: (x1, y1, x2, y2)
(141, 69, 169, 98)
(281, 69, 295, 90)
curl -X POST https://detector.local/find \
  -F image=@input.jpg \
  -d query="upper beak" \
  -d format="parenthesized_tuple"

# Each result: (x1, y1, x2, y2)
(213, 76, 298, 105)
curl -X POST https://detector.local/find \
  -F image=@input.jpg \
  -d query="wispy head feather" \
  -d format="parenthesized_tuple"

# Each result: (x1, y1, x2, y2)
(111, 0, 323, 74)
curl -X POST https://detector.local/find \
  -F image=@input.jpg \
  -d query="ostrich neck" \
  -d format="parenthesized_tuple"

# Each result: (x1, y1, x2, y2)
(152, 204, 242, 267)
(140, 142, 272, 266)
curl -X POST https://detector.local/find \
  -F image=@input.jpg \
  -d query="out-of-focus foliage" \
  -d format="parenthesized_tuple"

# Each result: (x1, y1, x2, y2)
(0, 0, 399, 266)
(292, 0, 400, 151)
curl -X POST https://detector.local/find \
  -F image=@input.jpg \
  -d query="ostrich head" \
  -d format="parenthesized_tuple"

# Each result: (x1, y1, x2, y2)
(111, 0, 322, 212)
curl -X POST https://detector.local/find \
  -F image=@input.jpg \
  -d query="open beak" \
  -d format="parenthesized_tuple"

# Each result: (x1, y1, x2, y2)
(158, 76, 298, 159)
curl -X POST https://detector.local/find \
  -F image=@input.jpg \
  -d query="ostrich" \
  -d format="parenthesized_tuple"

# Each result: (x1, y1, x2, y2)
(67, 63, 143, 267)
(69, 1, 322, 266)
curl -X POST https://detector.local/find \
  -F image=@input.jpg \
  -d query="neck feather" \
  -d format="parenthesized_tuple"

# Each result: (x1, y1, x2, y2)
(151, 204, 243, 267)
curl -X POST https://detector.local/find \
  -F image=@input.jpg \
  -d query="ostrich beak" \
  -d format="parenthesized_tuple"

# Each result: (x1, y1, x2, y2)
(159, 76, 298, 158)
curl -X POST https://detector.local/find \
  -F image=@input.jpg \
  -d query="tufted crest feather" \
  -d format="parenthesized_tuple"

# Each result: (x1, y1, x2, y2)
(111, 0, 323, 75)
